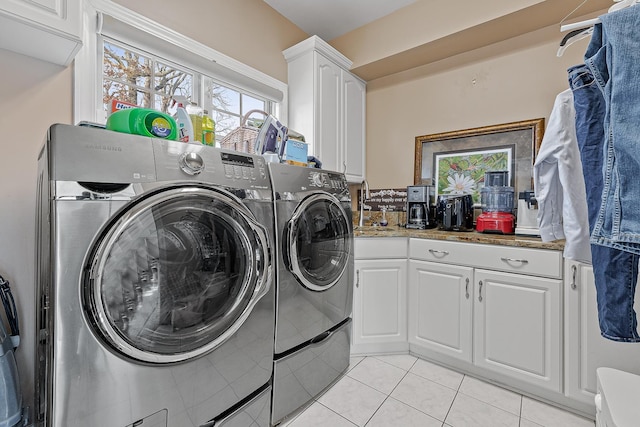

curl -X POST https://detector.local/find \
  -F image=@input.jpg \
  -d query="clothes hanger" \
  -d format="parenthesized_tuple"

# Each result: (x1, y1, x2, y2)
(557, 27, 594, 56)
(560, 0, 640, 32)
(557, 0, 639, 54)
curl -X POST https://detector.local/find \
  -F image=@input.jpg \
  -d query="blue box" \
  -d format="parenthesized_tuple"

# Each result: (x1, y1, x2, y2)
(283, 139, 308, 167)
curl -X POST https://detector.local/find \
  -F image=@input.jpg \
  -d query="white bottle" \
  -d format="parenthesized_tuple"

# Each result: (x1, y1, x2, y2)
(172, 96, 194, 143)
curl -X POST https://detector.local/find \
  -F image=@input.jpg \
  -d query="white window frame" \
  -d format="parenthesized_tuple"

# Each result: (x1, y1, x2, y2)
(74, 0, 288, 127)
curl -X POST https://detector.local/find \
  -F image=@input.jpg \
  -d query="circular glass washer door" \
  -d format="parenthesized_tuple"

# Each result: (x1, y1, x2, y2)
(84, 186, 271, 364)
(286, 192, 351, 292)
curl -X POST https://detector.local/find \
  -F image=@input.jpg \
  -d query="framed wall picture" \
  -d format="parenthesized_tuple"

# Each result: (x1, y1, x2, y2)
(414, 118, 544, 203)
(433, 145, 513, 204)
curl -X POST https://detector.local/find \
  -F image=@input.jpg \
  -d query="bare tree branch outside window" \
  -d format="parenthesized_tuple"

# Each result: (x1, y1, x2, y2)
(102, 39, 269, 145)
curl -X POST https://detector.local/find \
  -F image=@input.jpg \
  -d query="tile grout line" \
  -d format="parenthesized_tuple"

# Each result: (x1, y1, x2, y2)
(454, 382, 524, 418)
(369, 356, 527, 423)
(362, 356, 415, 426)
(315, 400, 358, 427)
(372, 354, 419, 372)
(441, 373, 464, 425)
(518, 394, 523, 427)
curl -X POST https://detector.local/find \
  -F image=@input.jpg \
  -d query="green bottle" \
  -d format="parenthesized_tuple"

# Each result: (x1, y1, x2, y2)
(106, 108, 178, 140)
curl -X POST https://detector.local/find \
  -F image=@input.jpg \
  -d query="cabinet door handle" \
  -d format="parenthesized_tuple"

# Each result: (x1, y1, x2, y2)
(356, 269, 360, 288)
(500, 257, 529, 264)
(571, 264, 577, 290)
(428, 249, 449, 256)
(343, 162, 347, 174)
(478, 280, 483, 302)
(465, 277, 470, 299)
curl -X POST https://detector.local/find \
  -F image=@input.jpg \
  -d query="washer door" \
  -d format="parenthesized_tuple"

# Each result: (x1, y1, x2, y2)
(286, 192, 351, 291)
(84, 186, 271, 364)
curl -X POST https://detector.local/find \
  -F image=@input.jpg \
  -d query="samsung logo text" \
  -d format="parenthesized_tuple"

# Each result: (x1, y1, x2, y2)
(84, 144, 123, 152)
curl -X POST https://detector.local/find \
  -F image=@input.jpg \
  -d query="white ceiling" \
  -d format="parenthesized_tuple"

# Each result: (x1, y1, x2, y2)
(263, 0, 417, 40)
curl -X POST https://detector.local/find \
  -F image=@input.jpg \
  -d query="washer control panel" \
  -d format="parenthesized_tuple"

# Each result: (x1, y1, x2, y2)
(308, 171, 347, 191)
(221, 152, 267, 182)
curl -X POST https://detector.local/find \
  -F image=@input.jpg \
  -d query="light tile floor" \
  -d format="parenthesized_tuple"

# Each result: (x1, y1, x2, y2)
(280, 355, 595, 427)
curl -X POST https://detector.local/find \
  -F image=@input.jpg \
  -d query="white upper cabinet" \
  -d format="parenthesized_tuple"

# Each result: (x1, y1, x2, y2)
(0, 0, 82, 66)
(284, 36, 366, 182)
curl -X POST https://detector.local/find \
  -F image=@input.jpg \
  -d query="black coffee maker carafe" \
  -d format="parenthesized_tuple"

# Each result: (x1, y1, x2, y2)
(406, 185, 436, 229)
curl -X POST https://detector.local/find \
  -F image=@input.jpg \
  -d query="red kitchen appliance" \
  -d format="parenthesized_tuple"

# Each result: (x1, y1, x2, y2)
(475, 171, 515, 234)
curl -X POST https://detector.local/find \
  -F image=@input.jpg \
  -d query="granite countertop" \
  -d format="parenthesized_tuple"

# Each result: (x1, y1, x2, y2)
(353, 225, 565, 251)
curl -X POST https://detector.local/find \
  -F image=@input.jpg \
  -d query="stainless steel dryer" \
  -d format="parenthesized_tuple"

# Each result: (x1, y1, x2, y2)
(268, 162, 353, 425)
(34, 124, 275, 427)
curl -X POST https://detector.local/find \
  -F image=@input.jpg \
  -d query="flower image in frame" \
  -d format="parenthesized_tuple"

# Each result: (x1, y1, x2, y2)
(434, 146, 513, 204)
(443, 173, 477, 195)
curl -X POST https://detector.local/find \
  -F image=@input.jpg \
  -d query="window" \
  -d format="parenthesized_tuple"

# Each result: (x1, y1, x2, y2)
(75, 0, 287, 144)
(207, 84, 269, 141)
(102, 39, 270, 145)
(102, 40, 194, 114)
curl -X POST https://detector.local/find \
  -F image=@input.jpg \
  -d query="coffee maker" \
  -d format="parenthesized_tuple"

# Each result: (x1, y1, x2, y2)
(406, 185, 436, 229)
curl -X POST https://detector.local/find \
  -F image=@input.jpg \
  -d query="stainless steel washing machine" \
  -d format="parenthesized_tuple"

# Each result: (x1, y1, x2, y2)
(34, 124, 275, 427)
(268, 162, 353, 425)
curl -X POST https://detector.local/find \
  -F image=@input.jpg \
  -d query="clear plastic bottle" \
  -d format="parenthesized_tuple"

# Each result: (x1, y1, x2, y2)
(187, 103, 203, 145)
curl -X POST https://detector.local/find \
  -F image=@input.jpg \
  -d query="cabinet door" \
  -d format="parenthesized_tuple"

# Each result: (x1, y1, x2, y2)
(0, 0, 82, 65)
(342, 71, 365, 182)
(565, 260, 640, 407)
(352, 259, 407, 354)
(474, 269, 561, 392)
(408, 260, 473, 363)
(2, 0, 80, 35)
(315, 53, 341, 174)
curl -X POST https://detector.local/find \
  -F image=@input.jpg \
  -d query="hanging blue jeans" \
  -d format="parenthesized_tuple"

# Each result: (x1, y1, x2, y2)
(568, 64, 640, 342)
(585, 7, 640, 253)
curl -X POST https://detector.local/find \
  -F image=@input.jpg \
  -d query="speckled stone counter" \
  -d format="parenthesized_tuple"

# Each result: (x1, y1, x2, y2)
(353, 225, 565, 251)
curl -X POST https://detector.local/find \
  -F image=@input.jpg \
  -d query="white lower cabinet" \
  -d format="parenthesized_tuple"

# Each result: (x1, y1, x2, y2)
(352, 238, 408, 355)
(408, 238, 563, 392)
(408, 260, 473, 362)
(473, 269, 561, 392)
(565, 260, 640, 408)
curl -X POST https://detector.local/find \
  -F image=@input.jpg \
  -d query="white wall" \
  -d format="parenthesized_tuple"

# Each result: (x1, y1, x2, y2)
(0, 48, 73, 413)
(364, 25, 591, 188)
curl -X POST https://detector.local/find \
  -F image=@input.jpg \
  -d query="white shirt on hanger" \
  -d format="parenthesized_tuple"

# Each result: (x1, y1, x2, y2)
(534, 89, 592, 263)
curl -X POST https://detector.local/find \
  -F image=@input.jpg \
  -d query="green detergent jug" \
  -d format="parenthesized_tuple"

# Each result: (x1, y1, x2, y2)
(106, 108, 178, 140)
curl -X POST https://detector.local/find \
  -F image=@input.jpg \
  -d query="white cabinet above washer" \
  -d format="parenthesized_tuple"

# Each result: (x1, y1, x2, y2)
(284, 36, 366, 182)
(0, 0, 82, 66)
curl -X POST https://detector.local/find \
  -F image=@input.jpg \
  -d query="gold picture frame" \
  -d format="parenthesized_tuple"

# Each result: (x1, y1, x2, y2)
(414, 118, 544, 200)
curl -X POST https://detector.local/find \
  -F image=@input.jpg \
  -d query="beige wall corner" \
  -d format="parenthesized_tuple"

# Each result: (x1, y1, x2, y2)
(114, 0, 309, 82)
(363, 23, 593, 189)
(330, 0, 610, 81)
(0, 48, 74, 414)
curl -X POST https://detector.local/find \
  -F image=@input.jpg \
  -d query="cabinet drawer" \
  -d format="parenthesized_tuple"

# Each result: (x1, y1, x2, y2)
(409, 238, 562, 279)
(355, 237, 407, 259)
